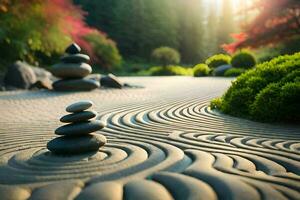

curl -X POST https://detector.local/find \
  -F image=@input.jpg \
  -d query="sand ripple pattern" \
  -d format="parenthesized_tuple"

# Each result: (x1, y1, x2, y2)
(0, 77, 299, 200)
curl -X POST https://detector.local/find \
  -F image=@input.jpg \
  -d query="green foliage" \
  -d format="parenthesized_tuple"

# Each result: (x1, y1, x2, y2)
(0, 0, 122, 71)
(210, 98, 222, 110)
(250, 82, 300, 122)
(231, 50, 256, 69)
(148, 66, 193, 76)
(0, 0, 71, 66)
(205, 54, 231, 68)
(84, 32, 122, 71)
(212, 53, 300, 123)
(193, 64, 210, 77)
(151, 47, 181, 66)
(224, 68, 245, 77)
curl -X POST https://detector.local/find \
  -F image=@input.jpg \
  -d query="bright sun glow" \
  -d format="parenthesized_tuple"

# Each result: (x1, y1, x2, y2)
(212, 0, 255, 11)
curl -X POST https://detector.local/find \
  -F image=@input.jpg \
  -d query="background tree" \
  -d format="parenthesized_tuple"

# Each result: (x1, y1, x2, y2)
(0, 0, 121, 70)
(224, 0, 300, 53)
(204, 0, 219, 58)
(177, 0, 205, 63)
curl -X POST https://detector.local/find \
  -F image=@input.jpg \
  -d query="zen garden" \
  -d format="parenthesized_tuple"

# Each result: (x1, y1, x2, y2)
(0, 0, 299, 199)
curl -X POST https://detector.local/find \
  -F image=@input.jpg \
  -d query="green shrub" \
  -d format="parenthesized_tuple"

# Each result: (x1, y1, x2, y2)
(151, 47, 181, 66)
(84, 32, 122, 71)
(210, 98, 222, 110)
(231, 50, 256, 69)
(279, 82, 300, 122)
(149, 65, 193, 76)
(205, 54, 231, 68)
(193, 64, 210, 77)
(250, 83, 282, 121)
(250, 82, 300, 122)
(212, 52, 300, 123)
(224, 68, 245, 77)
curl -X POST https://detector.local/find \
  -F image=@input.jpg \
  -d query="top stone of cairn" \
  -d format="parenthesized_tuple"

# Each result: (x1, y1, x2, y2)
(65, 43, 81, 54)
(66, 100, 94, 113)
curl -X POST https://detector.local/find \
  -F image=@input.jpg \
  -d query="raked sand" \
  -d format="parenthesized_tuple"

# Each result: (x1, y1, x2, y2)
(0, 77, 299, 199)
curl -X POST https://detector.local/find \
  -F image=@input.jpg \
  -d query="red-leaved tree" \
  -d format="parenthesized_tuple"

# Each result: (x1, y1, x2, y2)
(223, 0, 300, 53)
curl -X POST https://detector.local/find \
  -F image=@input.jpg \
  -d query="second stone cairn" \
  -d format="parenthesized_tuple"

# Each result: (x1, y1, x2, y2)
(51, 43, 100, 91)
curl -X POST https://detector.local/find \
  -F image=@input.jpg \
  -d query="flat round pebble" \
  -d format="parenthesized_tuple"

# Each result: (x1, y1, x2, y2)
(60, 110, 97, 123)
(66, 100, 93, 113)
(52, 78, 100, 91)
(51, 63, 92, 78)
(47, 134, 107, 154)
(55, 120, 105, 136)
(61, 54, 90, 63)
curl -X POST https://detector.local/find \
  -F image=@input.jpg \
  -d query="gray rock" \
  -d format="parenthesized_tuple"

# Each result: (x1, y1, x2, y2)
(65, 43, 81, 54)
(213, 64, 232, 76)
(31, 66, 52, 80)
(60, 111, 97, 123)
(55, 120, 105, 136)
(52, 78, 99, 91)
(29, 79, 53, 90)
(86, 73, 102, 82)
(4, 61, 37, 89)
(51, 63, 92, 78)
(61, 54, 90, 63)
(100, 73, 123, 89)
(47, 134, 107, 154)
(66, 100, 94, 113)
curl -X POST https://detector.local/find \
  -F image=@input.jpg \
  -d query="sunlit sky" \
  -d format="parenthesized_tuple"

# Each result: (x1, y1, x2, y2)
(206, 0, 254, 12)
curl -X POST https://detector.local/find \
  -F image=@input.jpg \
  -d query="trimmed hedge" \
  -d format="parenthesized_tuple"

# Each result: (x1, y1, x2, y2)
(193, 64, 210, 77)
(224, 68, 245, 77)
(231, 50, 256, 69)
(211, 53, 300, 123)
(151, 47, 181, 66)
(205, 54, 231, 68)
(149, 65, 193, 76)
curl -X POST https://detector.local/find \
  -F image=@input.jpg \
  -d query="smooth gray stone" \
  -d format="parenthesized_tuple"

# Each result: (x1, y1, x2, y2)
(61, 54, 90, 63)
(52, 78, 99, 91)
(55, 120, 105, 136)
(65, 43, 81, 54)
(66, 100, 93, 113)
(47, 134, 107, 154)
(100, 73, 123, 89)
(4, 61, 37, 89)
(51, 63, 92, 78)
(60, 110, 97, 123)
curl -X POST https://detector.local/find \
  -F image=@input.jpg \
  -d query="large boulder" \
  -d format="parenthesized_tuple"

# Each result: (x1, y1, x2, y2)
(31, 66, 53, 80)
(213, 64, 232, 76)
(4, 61, 37, 89)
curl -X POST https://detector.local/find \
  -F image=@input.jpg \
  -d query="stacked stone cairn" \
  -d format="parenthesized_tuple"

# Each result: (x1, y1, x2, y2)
(51, 43, 100, 91)
(47, 100, 107, 155)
